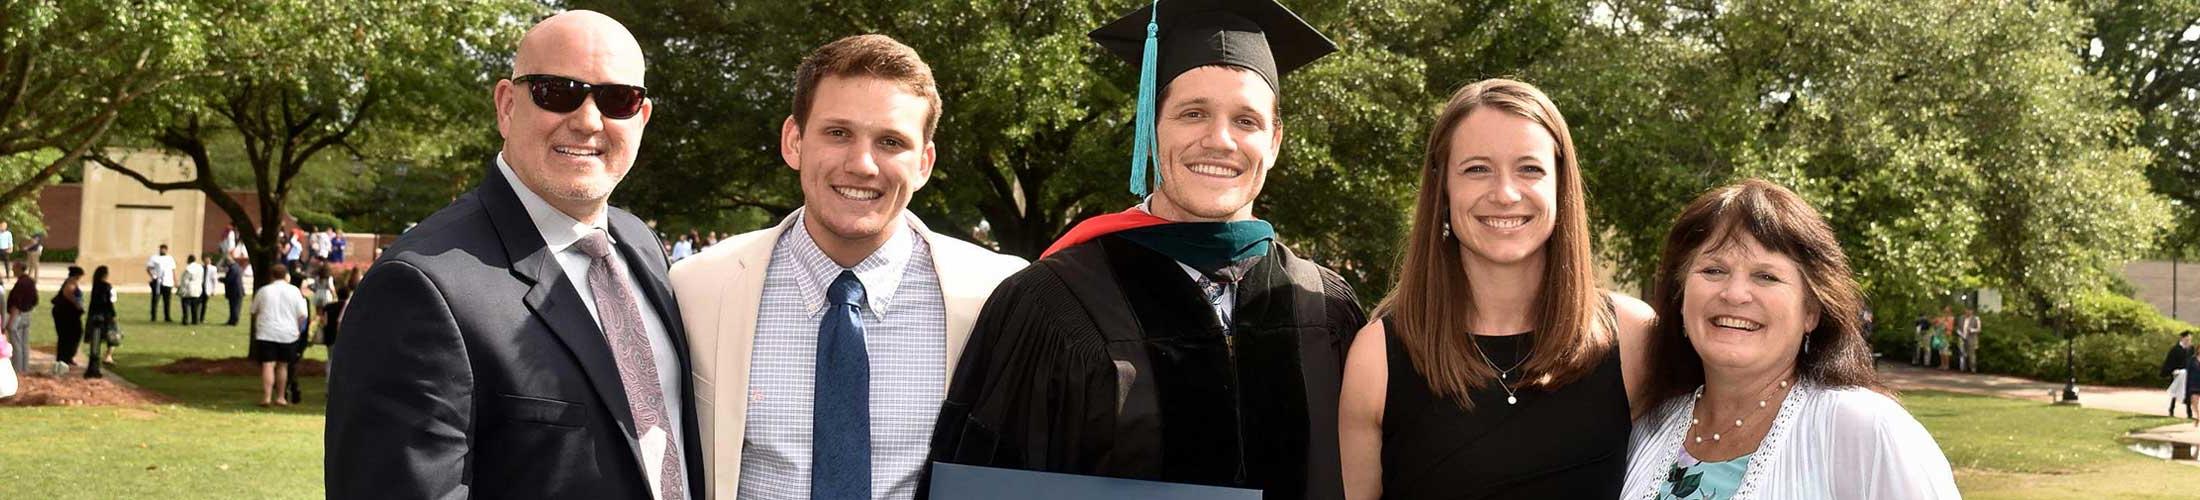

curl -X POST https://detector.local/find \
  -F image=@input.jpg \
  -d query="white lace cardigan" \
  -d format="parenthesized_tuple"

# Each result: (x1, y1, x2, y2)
(1620, 381, 1963, 499)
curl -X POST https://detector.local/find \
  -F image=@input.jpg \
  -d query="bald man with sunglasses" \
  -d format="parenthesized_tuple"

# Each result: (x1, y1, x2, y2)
(327, 11, 702, 499)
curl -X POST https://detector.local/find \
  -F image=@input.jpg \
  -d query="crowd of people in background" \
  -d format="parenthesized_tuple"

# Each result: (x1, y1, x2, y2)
(0, 218, 363, 411)
(662, 229, 725, 264)
(1910, 306, 1984, 373)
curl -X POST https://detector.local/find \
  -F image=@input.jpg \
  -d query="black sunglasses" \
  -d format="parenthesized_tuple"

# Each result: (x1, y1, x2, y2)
(513, 74, 648, 119)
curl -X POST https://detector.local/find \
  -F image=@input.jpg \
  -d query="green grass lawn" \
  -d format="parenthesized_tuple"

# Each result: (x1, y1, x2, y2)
(1, 292, 328, 498)
(1905, 389, 2200, 499)
(6, 294, 2200, 498)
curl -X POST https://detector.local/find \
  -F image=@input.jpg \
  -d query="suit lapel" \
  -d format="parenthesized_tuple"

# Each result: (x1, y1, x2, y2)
(479, 163, 641, 440)
(706, 211, 791, 496)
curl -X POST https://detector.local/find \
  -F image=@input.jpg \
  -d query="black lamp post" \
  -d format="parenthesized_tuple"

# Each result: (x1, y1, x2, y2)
(2060, 322, 2080, 404)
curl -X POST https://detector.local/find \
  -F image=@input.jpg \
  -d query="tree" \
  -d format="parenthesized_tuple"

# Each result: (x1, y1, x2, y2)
(0, 1, 208, 208)
(2073, 0, 2200, 256)
(1533, 0, 2170, 324)
(95, 0, 534, 287)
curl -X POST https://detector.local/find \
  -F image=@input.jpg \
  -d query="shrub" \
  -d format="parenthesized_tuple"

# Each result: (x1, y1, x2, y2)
(1976, 313, 2061, 380)
(36, 248, 74, 263)
(1964, 293, 2192, 387)
(2073, 330, 2176, 387)
(2069, 293, 2190, 339)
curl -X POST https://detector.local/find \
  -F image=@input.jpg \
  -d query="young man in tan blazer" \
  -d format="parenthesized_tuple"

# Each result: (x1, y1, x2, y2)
(667, 34, 1025, 500)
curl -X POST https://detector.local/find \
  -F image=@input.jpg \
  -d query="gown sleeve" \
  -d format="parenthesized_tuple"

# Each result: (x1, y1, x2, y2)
(928, 263, 1120, 476)
(1321, 266, 1368, 351)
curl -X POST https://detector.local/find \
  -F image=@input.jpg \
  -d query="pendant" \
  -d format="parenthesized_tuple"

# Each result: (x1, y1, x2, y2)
(1506, 395, 1518, 405)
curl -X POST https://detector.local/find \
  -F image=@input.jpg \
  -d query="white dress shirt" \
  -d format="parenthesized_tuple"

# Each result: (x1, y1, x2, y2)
(146, 253, 177, 287)
(671, 240, 695, 262)
(742, 211, 947, 500)
(1133, 199, 1240, 326)
(496, 155, 688, 492)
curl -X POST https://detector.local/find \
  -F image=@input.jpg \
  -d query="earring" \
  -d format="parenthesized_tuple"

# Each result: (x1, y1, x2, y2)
(1802, 337, 1811, 355)
(1442, 220, 1453, 239)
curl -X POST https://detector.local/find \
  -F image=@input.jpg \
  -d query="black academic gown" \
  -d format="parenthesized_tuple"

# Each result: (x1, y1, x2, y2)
(2165, 344, 2194, 379)
(928, 234, 1365, 500)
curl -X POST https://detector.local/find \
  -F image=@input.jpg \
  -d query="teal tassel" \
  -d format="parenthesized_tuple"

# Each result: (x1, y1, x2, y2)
(1129, 2, 1160, 197)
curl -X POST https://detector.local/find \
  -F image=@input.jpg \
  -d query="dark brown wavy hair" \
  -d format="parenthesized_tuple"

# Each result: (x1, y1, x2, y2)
(1642, 179, 1887, 406)
(1376, 78, 1612, 411)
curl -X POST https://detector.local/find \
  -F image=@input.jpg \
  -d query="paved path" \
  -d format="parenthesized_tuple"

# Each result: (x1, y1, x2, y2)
(22, 261, 155, 293)
(1879, 362, 2200, 451)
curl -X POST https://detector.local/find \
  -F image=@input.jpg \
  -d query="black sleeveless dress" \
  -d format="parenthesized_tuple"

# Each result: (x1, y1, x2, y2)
(1378, 316, 1630, 499)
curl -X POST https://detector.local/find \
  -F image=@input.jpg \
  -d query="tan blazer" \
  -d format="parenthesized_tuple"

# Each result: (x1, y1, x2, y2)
(667, 210, 1027, 498)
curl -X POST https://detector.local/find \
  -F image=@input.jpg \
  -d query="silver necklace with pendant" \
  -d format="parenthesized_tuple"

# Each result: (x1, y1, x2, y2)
(1472, 334, 1531, 405)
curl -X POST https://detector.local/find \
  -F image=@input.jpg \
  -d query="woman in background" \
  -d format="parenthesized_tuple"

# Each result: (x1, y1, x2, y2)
(49, 265, 84, 371)
(84, 265, 114, 378)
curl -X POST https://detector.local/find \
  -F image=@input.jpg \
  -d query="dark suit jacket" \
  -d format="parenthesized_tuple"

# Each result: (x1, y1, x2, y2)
(327, 161, 705, 499)
(221, 261, 243, 298)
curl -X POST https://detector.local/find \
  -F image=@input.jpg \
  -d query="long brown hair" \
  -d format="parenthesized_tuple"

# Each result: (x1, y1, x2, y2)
(1376, 78, 1612, 410)
(1642, 179, 1886, 406)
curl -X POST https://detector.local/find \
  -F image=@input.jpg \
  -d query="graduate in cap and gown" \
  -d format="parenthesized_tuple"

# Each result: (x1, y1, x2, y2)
(924, 0, 1365, 498)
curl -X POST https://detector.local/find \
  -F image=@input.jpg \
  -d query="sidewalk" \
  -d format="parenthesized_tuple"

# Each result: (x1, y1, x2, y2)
(24, 261, 153, 293)
(1880, 362, 2200, 458)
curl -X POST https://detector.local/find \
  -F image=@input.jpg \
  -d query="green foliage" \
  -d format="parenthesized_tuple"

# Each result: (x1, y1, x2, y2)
(2074, 0, 2200, 256)
(15, 0, 2152, 311)
(1535, 0, 2170, 321)
(2070, 330, 2176, 387)
(1964, 293, 2194, 387)
(2068, 292, 2195, 339)
(0, 0, 211, 205)
(288, 209, 343, 232)
(1972, 313, 2065, 382)
(37, 247, 74, 263)
(0, 150, 58, 234)
(99, 0, 536, 288)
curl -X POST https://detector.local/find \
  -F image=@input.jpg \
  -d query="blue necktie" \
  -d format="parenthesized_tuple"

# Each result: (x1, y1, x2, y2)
(814, 270, 869, 499)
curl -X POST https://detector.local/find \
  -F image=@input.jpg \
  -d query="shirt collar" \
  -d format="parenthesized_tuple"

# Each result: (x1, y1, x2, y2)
(782, 209, 920, 317)
(497, 154, 611, 254)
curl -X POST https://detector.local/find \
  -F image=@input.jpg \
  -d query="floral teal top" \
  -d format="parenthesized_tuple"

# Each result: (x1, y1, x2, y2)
(1659, 447, 1753, 500)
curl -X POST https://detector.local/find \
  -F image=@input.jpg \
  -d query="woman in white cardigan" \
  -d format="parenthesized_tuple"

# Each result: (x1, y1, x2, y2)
(1621, 179, 1960, 499)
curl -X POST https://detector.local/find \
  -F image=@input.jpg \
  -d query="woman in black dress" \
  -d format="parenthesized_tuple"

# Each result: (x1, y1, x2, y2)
(49, 266, 83, 368)
(84, 265, 114, 378)
(1340, 79, 1657, 499)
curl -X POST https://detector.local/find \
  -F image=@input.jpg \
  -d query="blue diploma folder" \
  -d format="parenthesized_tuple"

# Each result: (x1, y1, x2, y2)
(928, 462, 1262, 499)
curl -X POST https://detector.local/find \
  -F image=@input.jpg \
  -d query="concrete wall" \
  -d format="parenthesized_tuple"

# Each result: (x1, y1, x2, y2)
(2127, 259, 2200, 323)
(77, 149, 206, 280)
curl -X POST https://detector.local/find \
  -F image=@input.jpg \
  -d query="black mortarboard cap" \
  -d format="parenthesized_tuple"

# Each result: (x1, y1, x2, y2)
(1090, 0, 1337, 91)
(1089, 0, 1337, 196)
